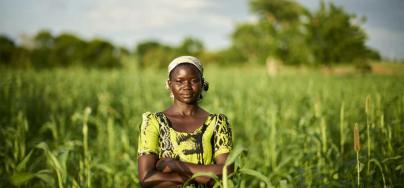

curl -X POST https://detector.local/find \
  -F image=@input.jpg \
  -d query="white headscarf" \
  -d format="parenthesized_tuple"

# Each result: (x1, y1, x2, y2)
(168, 56, 203, 76)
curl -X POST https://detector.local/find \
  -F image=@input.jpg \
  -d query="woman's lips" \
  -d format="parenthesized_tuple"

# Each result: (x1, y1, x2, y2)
(181, 93, 192, 97)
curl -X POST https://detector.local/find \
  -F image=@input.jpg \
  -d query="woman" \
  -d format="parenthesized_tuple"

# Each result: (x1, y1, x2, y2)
(137, 56, 233, 187)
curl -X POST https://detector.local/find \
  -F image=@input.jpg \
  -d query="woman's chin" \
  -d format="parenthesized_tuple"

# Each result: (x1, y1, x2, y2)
(177, 98, 197, 104)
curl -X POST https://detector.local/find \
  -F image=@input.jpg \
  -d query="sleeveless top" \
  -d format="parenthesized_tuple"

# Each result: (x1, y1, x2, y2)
(137, 112, 233, 165)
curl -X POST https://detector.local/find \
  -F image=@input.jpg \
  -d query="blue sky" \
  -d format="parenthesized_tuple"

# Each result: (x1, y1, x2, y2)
(1, 0, 403, 59)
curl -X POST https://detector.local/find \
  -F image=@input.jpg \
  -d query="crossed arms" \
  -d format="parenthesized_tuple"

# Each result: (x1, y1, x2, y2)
(138, 153, 233, 188)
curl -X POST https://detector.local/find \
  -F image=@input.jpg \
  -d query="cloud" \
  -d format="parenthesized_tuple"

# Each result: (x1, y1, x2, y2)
(82, 0, 238, 48)
(86, 0, 213, 32)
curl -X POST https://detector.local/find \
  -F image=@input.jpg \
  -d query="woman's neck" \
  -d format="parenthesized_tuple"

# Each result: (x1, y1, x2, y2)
(171, 101, 199, 116)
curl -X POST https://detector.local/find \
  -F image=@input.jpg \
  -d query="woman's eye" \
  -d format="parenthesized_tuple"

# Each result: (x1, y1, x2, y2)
(173, 79, 199, 85)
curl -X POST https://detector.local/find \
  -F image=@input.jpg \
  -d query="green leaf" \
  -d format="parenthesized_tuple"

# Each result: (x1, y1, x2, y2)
(9, 172, 34, 186)
(93, 164, 113, 174)
(46, 150, 64, 175)
(213, 181, 222, 188)
(358, 162, 365, 172)
(34, 169, 55, 185)
(239, 168, 270, 186)
(395, 164, 404, 172)
(273, 156, 292, 172)
(35, 142, 50, 151)
(382, 155, 402, 163)
(225, 145, 246, 166)
(280, 179, 288, 188)
(227, 179, 234, 188)
(45, 150, 65, 188)
(16, 150, 33, 171)
(368, 158, 386, 187)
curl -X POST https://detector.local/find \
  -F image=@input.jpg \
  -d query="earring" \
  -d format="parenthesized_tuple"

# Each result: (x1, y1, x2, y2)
(169, 92, 174, 100)
(166, 80, 174, 100)
(165, 80, 170, 90)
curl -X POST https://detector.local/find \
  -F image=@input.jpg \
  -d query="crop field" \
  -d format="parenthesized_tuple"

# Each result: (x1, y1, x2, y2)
(1, 68, 403, 187)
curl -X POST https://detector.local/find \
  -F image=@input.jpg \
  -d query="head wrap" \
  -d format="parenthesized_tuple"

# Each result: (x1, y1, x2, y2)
(168, 56, 203, 76)
(166, 56, 209, 100)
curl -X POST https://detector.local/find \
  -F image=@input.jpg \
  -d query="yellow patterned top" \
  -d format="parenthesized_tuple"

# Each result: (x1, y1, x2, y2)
(138, 112, 233, 165)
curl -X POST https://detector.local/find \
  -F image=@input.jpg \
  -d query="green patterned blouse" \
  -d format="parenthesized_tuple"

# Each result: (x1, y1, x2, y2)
(138, 112, 233, 165)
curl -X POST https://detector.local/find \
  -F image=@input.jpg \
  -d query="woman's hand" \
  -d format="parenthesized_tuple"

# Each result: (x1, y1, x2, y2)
(156, 158, 179, 173)
(153, 154, 233, 186)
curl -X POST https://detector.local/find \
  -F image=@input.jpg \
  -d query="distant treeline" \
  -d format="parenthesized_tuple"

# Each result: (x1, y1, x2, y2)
(0, 0, 380, 69)
(0, 32, 129, 69)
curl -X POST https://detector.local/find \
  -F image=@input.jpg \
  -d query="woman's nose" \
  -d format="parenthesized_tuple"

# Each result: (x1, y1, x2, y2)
(182, 81, 192, 89)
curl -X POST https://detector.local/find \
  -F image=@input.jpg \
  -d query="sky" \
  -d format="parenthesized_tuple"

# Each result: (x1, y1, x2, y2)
(1, 0, 403, 60)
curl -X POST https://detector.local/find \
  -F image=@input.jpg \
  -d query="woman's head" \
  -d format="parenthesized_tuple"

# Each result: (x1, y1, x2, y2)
(167, 56, 209, 103)
(168, 56, 203, 79)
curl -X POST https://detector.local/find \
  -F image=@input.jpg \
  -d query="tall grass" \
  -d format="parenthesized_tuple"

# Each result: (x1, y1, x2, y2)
(354, 123, 361, 187)
(1, 68, 403, 187)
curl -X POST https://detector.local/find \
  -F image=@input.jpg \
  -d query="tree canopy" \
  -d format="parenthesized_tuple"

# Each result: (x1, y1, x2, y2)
(1, 31, 125, 69)
(306, 2, 380, 64)
(223, 0, 380, 66)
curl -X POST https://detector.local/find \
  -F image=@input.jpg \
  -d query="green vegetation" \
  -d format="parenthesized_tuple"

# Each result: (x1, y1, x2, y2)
(0, 32, 128, 69)
(1, 67, 403, 187)
(227, 0, 380, 65)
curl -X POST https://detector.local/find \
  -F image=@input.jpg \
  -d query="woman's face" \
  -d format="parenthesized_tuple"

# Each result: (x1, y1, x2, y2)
(168, 64, 202, 104)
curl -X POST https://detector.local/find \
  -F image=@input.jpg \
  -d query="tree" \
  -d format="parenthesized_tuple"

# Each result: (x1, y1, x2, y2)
(135, 40, 176, 68)
(34, 30, 54, 48)
(228, 0, 313, 65)
(214, 46, 247, 65)
(83, 39, 121, 68)
(1, 31, 127, 69)
(250, 0, 306, 25)
(229, 22, 274, 64)
(306, 2, 379, 64)
(0, 35, 16, 66)
(222, 0, 379, 66)
(30, 30, 54, 68)
(0, 35, 32, 68)
(221, 0, 313, 65)
(177, 37, 204, 57)
(50, 33, 86, 67)
(275, 24, 315, 65)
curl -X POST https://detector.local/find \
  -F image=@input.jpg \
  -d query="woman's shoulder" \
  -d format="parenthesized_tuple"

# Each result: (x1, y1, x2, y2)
(208, 113, 230, 125)
(208, 113, 232, 134)
(141, 111, 161, 121)
(140, 112, 166, 129)
(142, 111, 164, 116)
(142, 111, 167, 122)
(209, 113, 228, 119)
(142, 111, 155, 118)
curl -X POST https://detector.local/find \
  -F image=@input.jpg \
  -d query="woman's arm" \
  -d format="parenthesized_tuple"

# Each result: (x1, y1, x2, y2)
(156, 153, 234, 185)
(138, 154, 188, 188)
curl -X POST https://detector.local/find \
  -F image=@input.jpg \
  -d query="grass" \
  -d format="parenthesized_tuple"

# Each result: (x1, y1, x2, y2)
(0, 67, 403, 187)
